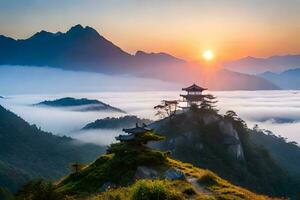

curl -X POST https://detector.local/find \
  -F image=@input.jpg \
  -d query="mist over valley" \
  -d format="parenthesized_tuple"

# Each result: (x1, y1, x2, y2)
(1, 87, 300, 145)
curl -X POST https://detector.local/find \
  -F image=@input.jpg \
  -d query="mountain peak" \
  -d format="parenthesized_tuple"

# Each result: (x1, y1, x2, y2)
(28, 30, 54, 40)
(135, 50, 186, 63)
(69, 24, 84, 31)
(135, 50, 148, 56)
(135, 50, 173, 57)
(65, 24, 100, 39)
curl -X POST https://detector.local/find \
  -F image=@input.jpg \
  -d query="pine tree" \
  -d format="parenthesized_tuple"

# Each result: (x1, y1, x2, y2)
(199, 94, 218, 112)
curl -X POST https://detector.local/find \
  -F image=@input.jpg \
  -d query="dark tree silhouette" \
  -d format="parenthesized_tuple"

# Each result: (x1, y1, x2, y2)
(154, 100, 178, 118)
(70, 162, 85, 174)
(199, 94, 218, 112)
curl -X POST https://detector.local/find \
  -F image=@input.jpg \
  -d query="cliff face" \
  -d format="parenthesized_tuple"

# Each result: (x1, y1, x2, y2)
(218, 120, 244, 160)
(151, 111, 244, 161)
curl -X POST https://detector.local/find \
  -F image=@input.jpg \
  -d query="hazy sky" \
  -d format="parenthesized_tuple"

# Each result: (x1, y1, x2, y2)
(1, 0, 300, 61)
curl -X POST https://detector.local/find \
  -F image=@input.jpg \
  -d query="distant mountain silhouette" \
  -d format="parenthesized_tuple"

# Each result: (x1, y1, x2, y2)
(35, 97, 126, 113)
(224, 55, 300, 74)
(0, 24, 133, 73)
(0, 24, 279, 90)
(135, 50, 185, 63)
(259, 68, 300, 89)
(82, 115, 152, 130)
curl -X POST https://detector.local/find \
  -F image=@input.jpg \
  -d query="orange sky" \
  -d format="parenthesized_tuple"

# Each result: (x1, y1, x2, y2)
(1, 0, 300, 62)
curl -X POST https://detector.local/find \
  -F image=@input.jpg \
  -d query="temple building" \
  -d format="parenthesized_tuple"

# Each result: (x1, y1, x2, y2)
(115, 123, 153, 142)
(180, 83, 207, 108)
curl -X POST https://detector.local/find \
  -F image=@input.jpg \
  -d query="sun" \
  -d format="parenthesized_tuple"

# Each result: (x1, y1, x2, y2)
(202, 50, 214, 61)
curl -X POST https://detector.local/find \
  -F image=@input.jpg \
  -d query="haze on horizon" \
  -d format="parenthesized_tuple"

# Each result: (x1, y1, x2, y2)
(1, 0, 300, 61)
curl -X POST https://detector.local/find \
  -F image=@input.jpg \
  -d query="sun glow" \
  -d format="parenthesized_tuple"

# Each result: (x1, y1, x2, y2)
(202, 50, 214, 61)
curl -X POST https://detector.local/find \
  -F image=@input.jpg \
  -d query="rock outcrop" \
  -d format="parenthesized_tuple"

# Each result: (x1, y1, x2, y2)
(134, 166, 159, 180)
(163, 168, 185, 180)
(151, 112, 245, 161)
(218, 120, 244, 160)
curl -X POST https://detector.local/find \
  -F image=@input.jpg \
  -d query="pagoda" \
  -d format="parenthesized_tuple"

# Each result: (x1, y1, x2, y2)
(115, 123, 153, 142)
(180, 83, 207, 108)
(109, 123, 164, 155)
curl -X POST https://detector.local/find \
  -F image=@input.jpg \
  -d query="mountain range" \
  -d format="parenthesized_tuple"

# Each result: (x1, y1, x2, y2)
(259, 68, 300, 89)
(224, 55, 300, 75)
(0, 24, 279, 90)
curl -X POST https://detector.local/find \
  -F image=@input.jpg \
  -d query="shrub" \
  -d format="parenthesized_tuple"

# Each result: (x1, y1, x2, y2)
(15, 179, 65, 200)
(0, 187, 14, 200)
(131, 180, 183, 200)
(198, 173, 218, 187)
(182, 186, 196, 195)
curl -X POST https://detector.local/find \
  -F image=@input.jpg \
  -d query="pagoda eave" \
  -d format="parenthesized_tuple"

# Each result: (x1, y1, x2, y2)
(115, 134, 135, 141)
(122, 127, 153, 134)
(180, 94, 205, 101)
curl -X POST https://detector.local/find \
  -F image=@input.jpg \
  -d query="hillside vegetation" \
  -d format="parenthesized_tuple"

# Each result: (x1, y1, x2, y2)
(85, 158, 280, 200)
(0, 105, 105, 192)
(249, 129, 300, 195)
(17, 140, 281, 200)
(151, 106, 299, 198)
(82, 116, 152, 130)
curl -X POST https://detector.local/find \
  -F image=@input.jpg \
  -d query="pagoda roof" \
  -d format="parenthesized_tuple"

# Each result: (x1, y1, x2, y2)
(180, 94, 205, 101)
(182, 84, 207, 92)
(122, 123, 153, 134)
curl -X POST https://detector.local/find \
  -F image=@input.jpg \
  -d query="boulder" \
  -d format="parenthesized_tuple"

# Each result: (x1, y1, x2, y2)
(164, 168, 185, 180)
(134, 166, 159, 180)
(99, 181, 116, 192)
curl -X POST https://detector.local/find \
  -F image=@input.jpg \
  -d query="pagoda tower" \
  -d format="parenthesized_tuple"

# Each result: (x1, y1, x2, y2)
(180, 83, 207, 108)
(115, 123, 153, 143)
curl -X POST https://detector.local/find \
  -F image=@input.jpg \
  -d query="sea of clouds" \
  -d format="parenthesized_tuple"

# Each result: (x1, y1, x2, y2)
(0, 65, 300, 145)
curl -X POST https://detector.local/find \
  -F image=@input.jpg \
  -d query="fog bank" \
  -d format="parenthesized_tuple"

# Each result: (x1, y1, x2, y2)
(1, 66, 300, 145)
(0, 65, 178, 95)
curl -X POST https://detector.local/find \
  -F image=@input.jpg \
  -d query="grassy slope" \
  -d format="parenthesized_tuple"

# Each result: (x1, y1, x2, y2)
(56, 148, 281, 200)
(56, 146, 168, 194)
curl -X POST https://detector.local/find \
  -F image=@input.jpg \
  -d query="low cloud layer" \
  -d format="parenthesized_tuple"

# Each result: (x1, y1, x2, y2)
(0, 65, 179, 95)
(1, 90, 300, 145)
(215, 90, 300, 142)
(0, 66, 299, 145)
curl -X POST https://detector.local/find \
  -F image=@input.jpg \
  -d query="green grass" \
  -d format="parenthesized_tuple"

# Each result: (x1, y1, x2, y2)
(56, 147, 170, 195)
(55, 141, 282, 200)
(167, 158, 280, 200)
(87, 180, 194, 200)
(56, 154, 281, 200)
(131, 180, 183, 200)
